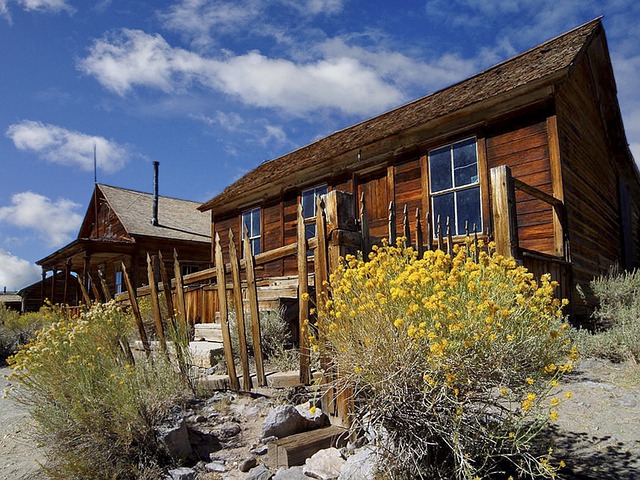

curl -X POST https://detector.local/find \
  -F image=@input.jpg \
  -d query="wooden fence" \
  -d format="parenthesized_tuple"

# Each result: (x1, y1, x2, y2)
(103, 167, 572, 425)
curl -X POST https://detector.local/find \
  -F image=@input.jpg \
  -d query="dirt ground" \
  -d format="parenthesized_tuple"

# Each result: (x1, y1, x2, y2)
(1, 359, 639, 480)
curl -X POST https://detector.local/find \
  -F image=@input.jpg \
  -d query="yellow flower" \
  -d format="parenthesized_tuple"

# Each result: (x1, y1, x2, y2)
(565, 391, 572, 399)
(549, 410, 559, 421)
(309, 405, 317, 415)
(525, 377, 534, 385)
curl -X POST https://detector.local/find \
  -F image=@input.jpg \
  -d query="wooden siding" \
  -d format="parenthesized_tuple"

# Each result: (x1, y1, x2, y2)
(393, 158, 423, 238)
(487, 117, 555, 255)
(556, 36, 623, 292)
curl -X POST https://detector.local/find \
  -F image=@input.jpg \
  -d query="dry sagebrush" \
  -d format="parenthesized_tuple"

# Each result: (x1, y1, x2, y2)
(318, 241, 576, 479)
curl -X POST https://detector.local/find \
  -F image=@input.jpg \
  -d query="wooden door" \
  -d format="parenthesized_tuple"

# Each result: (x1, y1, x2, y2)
(357, 170, 390, 241)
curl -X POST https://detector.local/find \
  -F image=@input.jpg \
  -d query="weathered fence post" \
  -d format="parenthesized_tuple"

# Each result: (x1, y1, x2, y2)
(297, 204, 311, 385)
(214, 233, 240, 391)
(147, 253, 166, 353)
(403, 204, 410, 248)
(359, 192, 371, 258)
(388, 201, 396, 246)
(98, 269, 112, 301)
(228, 229, 252, 391)
(173, 249, 189, 333)
(490, 165, 520, 259)
(121, 261, 150, 357)
(415, 207, 424, 258)
(243, 226, 267, 387)
(158, 251, 175, 325)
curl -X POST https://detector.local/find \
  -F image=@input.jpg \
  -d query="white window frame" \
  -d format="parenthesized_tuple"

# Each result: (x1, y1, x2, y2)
(241, 207, 261, 256)
(428, 137, 483, 236)
(114, 265, 123, 294)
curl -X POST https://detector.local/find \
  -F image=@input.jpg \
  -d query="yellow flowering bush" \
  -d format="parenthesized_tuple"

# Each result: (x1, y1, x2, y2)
(7, 301, 189, 479)
(319, 241, 576, 479)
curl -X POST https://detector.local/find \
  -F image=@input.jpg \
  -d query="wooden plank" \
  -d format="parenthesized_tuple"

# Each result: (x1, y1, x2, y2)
(547, 114, 567, 258)
(158, 251, 176, 326)
(77, 274, 91, 306)
(215, 233, 240, 391)
(403, 204, 410, 247)
(89, 275, 101, 302)
(314, 196, 329, 312)
(147, 254, 166, 352)
(243, 226, 267, 387)
(228, 229, 252, 391)
(97, 269, 112, 301)
(267, 425, 348, 469)
(173, 249, 189, 332)
(512, 178, 563, 206)
(297, 204, 311, 385)
(122, 261, 150, 356)
(359, 192, 371, 257)
(415, 208, 423, 257)
(490, 165, 520, 259)
(388, 201, 396, 245)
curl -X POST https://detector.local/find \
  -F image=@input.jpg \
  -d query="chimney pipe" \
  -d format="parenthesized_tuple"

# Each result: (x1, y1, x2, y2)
(152, 161, 159, 226)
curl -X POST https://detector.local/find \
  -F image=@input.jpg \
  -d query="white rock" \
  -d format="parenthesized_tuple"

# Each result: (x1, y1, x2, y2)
(339, 447, 378, 480)
(303, 447, 345, 480)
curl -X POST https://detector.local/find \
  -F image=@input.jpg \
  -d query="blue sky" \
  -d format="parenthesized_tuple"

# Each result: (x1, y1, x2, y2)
(1, 0, 639, 290)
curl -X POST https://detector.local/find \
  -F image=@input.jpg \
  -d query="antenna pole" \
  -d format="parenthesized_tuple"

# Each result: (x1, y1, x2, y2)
(93, 142, 97, 184)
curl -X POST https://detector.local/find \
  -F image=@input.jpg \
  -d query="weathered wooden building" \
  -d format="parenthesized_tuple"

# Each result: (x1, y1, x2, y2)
(35, 177, 211, 309)
(198, 18, 640, 319)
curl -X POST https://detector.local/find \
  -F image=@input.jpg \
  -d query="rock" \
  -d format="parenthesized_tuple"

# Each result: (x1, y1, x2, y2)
(619, 393, 638, 408)
(168, 467, 197, 480)
(339, 447, 378, 480)
(303, 447, 345, 480)
(219, 421, 242, 438)
(246, 463, 273, 480)
(261, 405, 327, 439)
(295, 403, 329, 429)
(205, 460, 227, 472)
(272, 466, 307, 479)
(239, 456, 258, 472)
(251, 444, 269, 455)
(156, 408, 193, 462)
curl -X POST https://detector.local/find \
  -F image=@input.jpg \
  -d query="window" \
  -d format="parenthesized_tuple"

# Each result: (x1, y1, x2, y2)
(242, 207, 261, 255)
(302, 184, 328, 243)
(429, 137, 482, 236)
(181, 264, 200, 276)
(114, 266, 123, 294)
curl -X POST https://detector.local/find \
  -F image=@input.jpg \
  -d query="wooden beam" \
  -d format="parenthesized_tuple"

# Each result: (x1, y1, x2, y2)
(228, 229, 252, 391)
(243, 226, 267, 387)
(158, 251, 175, 326)
(147, 253, 166, 352)
(173, 250, 189, 332)
(490, 165, 520, 259)
(547, 115, 568, 258)
(122, 261, 150, 356)
(215, 233, 239, 391)
(297, 204, 311, 385)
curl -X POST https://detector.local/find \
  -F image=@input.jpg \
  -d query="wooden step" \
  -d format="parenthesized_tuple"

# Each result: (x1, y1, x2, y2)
(267, 425, 348, 469)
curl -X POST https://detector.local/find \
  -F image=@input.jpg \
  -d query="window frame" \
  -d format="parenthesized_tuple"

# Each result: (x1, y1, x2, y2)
(428, 137, 483, 237)
(114, 265, 123, 295)
(301, 184, 328, 255)
(241, 207, 261, 256)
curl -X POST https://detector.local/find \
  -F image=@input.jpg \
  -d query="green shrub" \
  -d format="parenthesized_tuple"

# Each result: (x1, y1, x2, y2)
(574, 267, 640, 362)
(227, 306, 298, 371)
(7, 301, 190, 479)
(0, 304, 57, 362)
(318, 242, 575, 479)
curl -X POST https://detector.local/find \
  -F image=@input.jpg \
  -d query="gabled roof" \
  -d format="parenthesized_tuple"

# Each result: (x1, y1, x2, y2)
(199, 17, 602, 213)
(90, 184, 210, 243)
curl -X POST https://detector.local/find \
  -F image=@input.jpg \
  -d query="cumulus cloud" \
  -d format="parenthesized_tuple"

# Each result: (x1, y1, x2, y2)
(0, 249, 40, 291)
(0, 192, 82, 247)
(5, 120, 130, 173)
(1, 0, 74, 21)
(79, 29, 404, 116)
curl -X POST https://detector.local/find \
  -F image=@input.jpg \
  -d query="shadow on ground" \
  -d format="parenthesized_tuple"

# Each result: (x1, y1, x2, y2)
(543, 425, 640, 480)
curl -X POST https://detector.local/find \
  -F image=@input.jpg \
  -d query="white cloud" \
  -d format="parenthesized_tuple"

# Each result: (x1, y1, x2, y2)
(0, 249, 40, 291)
(16, 0, 74, 13)
(190, 111, 244, 131)
(6, 120, 129, 173)
(160, 0, 260, 50)
(262, 124, 288, 146)
(0, 192, 82, 247)
(79, 29, 404, 116)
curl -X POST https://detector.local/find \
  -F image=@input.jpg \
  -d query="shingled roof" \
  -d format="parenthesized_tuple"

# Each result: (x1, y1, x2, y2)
(97, 184, 210, 242)
(199, 17, 602, 213)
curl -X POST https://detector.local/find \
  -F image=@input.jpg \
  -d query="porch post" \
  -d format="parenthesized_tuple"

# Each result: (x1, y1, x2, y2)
(323, 190, 360, 274)
(490, 165, 520, 259)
